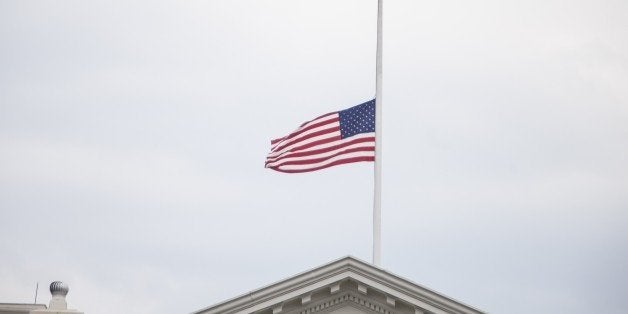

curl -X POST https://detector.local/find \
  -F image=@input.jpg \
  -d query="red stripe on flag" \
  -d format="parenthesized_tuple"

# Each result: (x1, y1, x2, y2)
(271, 116, 339, 146)
(272, 134, 342, 157)
(268, 146, 375, 167)
(268, 156, 375, 173)
(266, 136, 375, 163)
(271, 125, 340, 153)
(271, 125, 340, 152)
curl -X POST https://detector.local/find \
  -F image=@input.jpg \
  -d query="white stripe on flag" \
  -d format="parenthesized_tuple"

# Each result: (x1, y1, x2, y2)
(271, 119, 340, 152)
(271, 114, 339, 147)
(267, 130, 341, 158)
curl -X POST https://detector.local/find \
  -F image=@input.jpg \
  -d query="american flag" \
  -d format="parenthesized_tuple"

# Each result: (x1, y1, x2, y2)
(266, 99, 376, 173)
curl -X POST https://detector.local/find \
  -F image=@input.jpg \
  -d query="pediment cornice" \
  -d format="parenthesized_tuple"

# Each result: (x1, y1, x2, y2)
(193, 256, 484, 314)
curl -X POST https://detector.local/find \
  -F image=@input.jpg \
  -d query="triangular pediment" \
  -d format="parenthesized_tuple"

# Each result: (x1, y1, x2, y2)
(193, 256, 484, 314)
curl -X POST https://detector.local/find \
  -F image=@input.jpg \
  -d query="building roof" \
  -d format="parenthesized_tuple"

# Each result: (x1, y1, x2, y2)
(193, 256, 485, 314)
(0, 303, 47, 314)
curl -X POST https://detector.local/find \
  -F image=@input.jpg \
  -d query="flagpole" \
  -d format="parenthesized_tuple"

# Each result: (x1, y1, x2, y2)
(373, 0, 383, 266)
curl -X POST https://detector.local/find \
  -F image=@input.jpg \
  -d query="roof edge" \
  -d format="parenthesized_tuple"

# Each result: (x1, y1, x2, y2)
(192, 256, 485, 314)
(192, 256, 356, 314)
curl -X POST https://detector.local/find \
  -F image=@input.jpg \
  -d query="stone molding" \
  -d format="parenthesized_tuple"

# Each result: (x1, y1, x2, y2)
(288, 291, 395, 314)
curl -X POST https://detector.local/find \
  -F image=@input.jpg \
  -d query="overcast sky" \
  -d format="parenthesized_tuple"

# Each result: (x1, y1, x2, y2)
(1, 1, 627, 313)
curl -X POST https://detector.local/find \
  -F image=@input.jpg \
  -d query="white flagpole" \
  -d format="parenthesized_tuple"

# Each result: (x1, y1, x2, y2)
(373, 0, 383, 266)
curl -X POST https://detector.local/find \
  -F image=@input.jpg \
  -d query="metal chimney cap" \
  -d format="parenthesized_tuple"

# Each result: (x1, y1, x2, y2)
(50, 281, 69, 296)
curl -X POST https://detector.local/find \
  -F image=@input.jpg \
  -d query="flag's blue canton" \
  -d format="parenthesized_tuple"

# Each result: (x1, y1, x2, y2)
(338, 99, 376, 139)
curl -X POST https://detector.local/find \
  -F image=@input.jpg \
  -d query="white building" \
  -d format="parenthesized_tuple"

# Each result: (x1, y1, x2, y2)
(194, 256, 485, 314)
(0, 282, 82, 314)
(0, 304, 46, 314)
